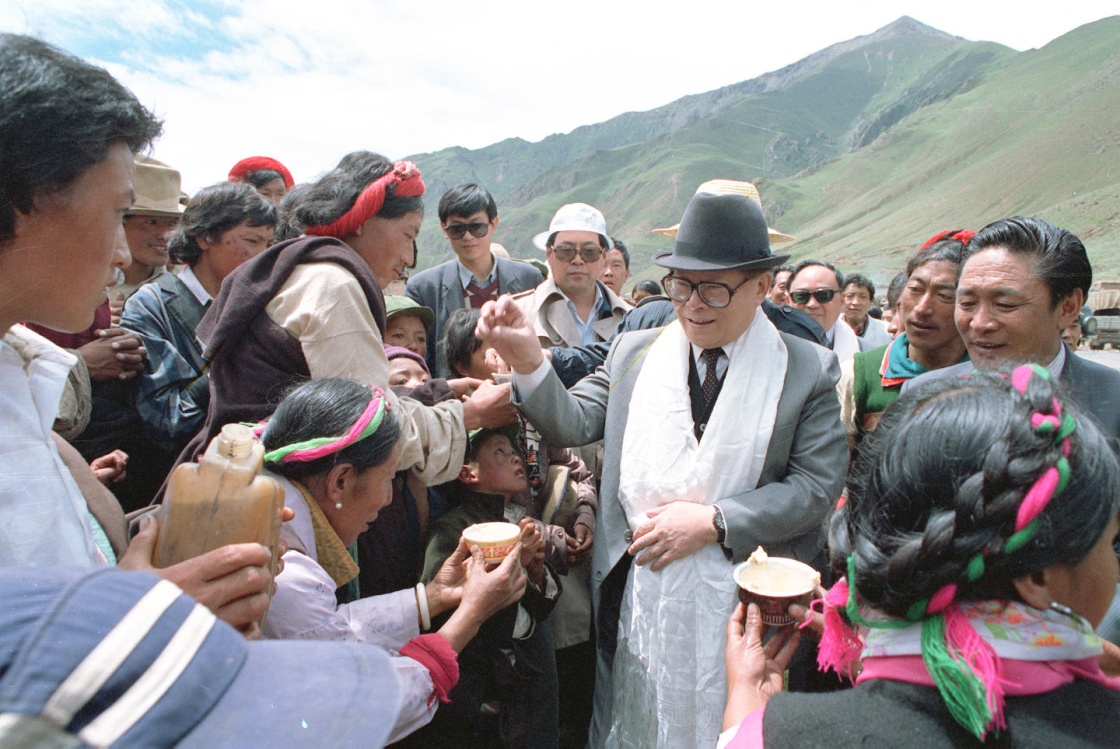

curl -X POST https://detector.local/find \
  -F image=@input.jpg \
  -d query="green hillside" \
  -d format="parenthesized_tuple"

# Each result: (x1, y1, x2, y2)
(406, 15, 1120, 289)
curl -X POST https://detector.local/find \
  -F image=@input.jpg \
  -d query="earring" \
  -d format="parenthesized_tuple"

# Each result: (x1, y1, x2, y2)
(1048, 601, 1075, 618)
(335, 501, 343, 509)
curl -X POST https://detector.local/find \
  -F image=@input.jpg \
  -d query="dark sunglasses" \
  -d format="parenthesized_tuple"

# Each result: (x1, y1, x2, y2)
(444, 222, 490, 240)
(550, 245, 604, 263)
(789, 288, 840, 305)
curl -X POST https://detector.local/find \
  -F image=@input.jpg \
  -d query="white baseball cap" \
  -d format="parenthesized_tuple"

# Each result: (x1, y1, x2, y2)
(532, 202, 614, 251)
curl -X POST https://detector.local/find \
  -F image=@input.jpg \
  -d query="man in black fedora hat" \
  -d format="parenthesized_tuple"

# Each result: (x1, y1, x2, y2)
(477, 190, 847, 747)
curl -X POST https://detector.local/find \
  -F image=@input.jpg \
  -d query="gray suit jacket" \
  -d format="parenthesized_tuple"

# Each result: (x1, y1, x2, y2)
(406, 256, 542, 378)
(514, 325, 847, 741)
(903, 347, 1120, 444)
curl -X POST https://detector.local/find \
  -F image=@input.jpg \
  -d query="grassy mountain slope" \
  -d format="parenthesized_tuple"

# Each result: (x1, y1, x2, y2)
(406, 16, 1120, 287)
(769, 16, 1120, 282)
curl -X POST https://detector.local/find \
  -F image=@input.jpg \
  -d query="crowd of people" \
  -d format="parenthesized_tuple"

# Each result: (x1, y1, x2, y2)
(2, 31, 1119, 748)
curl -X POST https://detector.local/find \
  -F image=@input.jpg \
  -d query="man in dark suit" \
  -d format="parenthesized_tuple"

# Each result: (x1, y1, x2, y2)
(405, 183, 542, 377)
(905, 216, 1120, 439)
(904, 216, 1120, 646)
(478, 191, 847, 747)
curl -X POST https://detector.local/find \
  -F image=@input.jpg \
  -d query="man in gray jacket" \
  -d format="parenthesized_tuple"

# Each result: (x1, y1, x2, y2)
(478, 190, 847, 747)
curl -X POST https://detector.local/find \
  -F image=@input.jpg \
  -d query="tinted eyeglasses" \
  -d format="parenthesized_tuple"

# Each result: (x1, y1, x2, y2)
(789, 288, 840, 305)
(444, 222, 490, 240)
(661, 275, 753, 308)
(550, 245, 604, 263)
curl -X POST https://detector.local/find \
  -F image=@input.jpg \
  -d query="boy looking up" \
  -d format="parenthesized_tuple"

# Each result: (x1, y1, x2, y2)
(413, 429, 560, 748)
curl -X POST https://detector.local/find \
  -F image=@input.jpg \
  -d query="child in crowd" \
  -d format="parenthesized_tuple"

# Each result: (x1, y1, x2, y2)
(385, 295, 434, 358)
(443, 307, 599, 747)
(355, 344, 438, 597)
(387, 345, 431, 389)
(404, 428, 561, 748)
(442, 308, 596, 570)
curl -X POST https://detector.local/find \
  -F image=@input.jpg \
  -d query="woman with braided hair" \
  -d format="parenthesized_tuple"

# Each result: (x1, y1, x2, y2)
(722, 365, 1120, 746)
(259, 377, 527, 743)
(182, 150, 503, 491)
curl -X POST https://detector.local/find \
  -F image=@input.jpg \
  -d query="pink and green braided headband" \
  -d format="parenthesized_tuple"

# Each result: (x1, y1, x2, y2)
(821, 363, 1077, 740)
(262, 386, 390, 464)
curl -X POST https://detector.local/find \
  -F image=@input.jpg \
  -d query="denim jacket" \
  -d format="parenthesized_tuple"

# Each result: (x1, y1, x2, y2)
(120, 272, 209, 451)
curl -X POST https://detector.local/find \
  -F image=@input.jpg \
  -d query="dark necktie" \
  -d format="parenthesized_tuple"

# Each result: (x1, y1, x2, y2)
(464, 278, 500, 309)
(701, 347, 725, 409)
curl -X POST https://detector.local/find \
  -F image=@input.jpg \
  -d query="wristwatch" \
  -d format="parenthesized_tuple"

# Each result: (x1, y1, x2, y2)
(712, 504, 727, 546)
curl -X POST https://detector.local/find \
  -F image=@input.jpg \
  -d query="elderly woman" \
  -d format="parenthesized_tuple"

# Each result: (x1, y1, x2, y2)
(259, 377, 526, 742)
(723, 364, 1120, 746)
(122, 181, 276, 460)
(186, 151, 504, 487)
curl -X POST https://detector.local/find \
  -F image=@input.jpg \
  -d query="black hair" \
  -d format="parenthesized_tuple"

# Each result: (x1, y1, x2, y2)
(242, 169, 285, 190)
(770, 265, 794, 289)
(906, 231, 968, 277)
(789, 259, 844, 290)
(464, 428, 514, 464)
(438, 183, 497, 223)
(288, 151, 423, 236)
(831, 369, 1120, 618)
(0, 34, 162, 244)
(441, 308, 484, 378)
(168, 182, 277, 265)
(609, 238, 630, 269)
(843, 273, 875, 299)
(634, 279, 661, 296)
(885, 272, 908, 311)
(261, 377, 400, 482)
(274, 183, 310, 242)
(964, 216, 1091, 309)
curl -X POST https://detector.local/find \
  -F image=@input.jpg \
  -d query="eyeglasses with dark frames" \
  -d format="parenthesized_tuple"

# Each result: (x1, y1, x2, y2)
(550, 245, 604, 263)
(443, 222, 490, 240)
(661, 274, 755, 308)
(789, 288, 840, 305)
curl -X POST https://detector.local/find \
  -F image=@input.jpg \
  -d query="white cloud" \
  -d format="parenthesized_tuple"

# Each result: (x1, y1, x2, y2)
(5, 0, 1116, 191)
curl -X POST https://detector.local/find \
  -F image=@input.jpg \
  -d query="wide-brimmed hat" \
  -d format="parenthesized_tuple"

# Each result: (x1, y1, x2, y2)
(128, 158, 185, 217)
(653, 191, 791, 272)
(532, 203, 614, 251)
(385, 295, 435, 330)
(653, 179, 795, 244)
(0, 567, 401, 747)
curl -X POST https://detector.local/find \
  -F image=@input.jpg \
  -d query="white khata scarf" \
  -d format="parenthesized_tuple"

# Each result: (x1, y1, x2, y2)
(609, 312, 787, 748)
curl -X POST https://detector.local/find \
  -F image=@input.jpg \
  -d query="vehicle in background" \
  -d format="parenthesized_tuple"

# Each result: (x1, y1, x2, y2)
(1087, 282, 1120, 350)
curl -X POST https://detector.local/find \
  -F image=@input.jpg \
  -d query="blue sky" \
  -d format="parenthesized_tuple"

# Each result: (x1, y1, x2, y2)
(3, 1, 1116, 192)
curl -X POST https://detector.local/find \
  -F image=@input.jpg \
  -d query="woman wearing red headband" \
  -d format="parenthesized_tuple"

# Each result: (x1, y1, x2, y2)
(228, 155, 294, 206)
(184, 151, 497, 490)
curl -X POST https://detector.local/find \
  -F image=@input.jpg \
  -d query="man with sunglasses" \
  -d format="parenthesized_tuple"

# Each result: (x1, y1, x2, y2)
(514, 203, 630, 352)
(788, 259, 874, 366)
(406, 183, 542, 377)
(478, 190, 846, 746)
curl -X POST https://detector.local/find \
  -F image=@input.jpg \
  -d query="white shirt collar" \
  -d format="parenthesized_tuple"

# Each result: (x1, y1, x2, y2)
(1046, 343, 1067, 380)
(825, 321, 838, 347)
(456, 255, 497, 289)
(689, 320, 752, 381)
(178, 266, 212, 306)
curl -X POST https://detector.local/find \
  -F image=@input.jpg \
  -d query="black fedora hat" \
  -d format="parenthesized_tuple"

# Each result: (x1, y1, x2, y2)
(653, 192, 791, 272)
